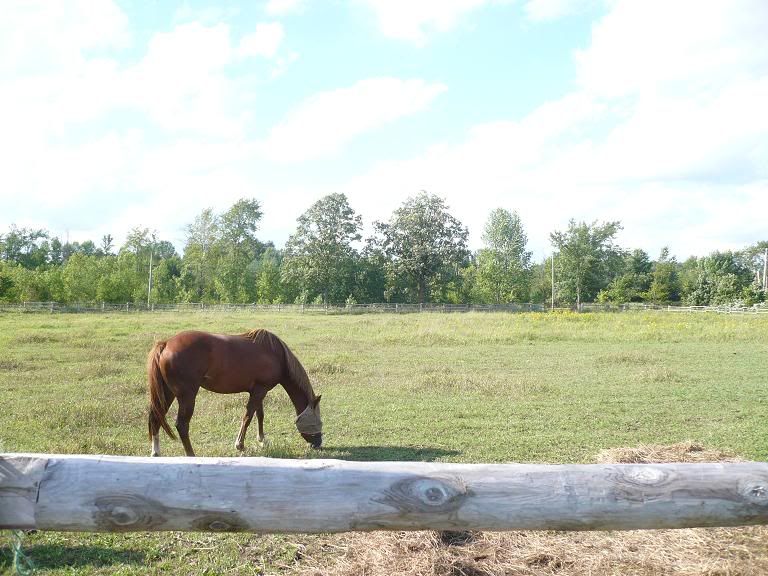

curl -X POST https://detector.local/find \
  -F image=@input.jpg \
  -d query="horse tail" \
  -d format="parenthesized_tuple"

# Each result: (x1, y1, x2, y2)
(147, 340, 176, 440)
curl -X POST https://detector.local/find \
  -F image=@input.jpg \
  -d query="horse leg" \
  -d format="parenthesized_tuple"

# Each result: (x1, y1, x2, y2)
(255, 394, 266, 447)
(235, 388, 266, 451)
(175, 390, 198, 457)
(149, 385, 174, 457)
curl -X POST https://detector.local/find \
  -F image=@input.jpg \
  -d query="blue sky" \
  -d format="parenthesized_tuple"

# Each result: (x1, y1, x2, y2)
(1, 0, 766, 260)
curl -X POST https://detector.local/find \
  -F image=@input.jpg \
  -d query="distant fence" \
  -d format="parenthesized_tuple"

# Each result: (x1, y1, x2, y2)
(1, 301, 767, 315)
(3, 454, 768, 533)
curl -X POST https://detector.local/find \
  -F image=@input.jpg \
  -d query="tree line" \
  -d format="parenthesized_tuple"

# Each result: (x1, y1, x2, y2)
(1, 192, 766, 307)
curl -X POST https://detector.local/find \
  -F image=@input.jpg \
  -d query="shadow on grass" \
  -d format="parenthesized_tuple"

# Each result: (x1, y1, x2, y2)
(0, 544, 146, 571)
(326, 445, 461, 461)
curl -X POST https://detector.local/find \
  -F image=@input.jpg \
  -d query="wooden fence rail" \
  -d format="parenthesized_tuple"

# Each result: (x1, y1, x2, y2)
(2, 454, 768, 533)
(2, 301, 768, 315)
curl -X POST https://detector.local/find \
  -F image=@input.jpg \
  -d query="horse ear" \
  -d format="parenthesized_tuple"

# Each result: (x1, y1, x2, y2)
(313, 394, 322, 407)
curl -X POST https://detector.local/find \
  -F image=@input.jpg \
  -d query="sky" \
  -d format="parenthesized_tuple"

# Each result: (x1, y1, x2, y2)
(1, 0, 767, 261)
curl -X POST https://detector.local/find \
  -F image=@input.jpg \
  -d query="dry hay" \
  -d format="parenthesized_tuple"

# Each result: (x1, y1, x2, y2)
(595, 441, 743, 464)
(290, 443, 768, 576)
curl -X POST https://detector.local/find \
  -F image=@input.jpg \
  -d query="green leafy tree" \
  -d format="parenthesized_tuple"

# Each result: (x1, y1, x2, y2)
(370, 192, 469, 303)
(684, 251, 752, 306)
(61, 253, 101, 302)
(100, 234, 114, 256)
(48, 237, 63, 266)
(0, 225, 49, 269)
(0, 262, 14, 301)
(149, 256, 183, 303)
(356, 246, 388, 303)
(94, 255, 136, 303)
(253, 247, 283, 304)
(216, 199, 265, 303)
(282, 193, 362, 304)
(0, 263, 53, 301)
(528, 257, 555, 305)
(551, 220, 624, 307)
(645, 247, 681, 303)
(597, 249, 652, 303)
(182, 208, 221, 302)
(475, 209, 532, 303)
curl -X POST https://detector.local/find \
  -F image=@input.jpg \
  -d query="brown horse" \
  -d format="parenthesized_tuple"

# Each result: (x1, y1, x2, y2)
(146, 329, 322, 456)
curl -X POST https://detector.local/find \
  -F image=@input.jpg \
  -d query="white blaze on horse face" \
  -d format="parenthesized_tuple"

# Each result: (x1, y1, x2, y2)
(152, 434, 160, 457)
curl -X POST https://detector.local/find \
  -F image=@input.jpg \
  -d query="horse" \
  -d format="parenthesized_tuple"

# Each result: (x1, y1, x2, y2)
(146, 328, 322, 456)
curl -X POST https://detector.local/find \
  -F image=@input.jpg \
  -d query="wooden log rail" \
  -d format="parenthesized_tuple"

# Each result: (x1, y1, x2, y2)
(2, 454, 768, 533)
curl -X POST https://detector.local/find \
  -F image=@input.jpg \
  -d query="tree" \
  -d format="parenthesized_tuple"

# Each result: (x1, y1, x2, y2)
(370, 192, 469, 303)
(253, 248, 283, 304)
(0, 225, 49, 269)
(645, 247, 681, 303)
(61, 253, 100, 302)
(741, 241, 768, 291)
(597, 249, 652, 303)
(550, 220, 623, 307)
(182, 208, 221, 301)
(529, 257, 555, 305)
(101, 234, 114, 256)
(475, 209, 532, 303)
(216, 199, 264, 302)
(684, 251, 752, 306)
(150, 255, 183, 303)
(49, 237, 63, 266)
(219, 199, 263, 252)
(282, 193, 362, 304)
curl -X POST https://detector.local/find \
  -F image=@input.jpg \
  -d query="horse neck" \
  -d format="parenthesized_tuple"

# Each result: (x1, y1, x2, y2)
(278, 347, 314, 416)
(280, 377, 311, 416)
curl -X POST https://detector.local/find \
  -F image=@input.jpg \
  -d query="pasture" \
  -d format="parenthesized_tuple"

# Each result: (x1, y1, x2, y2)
(1, 310, 767, 574)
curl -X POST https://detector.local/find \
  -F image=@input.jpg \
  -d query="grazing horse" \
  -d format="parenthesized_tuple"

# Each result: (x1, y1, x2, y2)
(146, 329, 322, 456)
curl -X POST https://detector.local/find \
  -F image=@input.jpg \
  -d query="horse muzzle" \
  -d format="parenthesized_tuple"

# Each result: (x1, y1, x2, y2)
(309, 433, 323, 449)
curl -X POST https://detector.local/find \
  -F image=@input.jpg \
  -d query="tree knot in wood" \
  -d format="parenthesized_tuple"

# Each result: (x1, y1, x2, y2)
(192, 512, 249, 532)
(740, 481, 768, 506)
(374, 476, 471, 514)
(94, 494, 166, 531)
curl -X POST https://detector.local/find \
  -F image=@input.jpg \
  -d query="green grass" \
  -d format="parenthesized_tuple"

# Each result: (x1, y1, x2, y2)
(1, 310, 767, 574)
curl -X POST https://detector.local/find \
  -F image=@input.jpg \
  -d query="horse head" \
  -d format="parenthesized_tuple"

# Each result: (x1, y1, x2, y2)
(295, 394, 323, 449)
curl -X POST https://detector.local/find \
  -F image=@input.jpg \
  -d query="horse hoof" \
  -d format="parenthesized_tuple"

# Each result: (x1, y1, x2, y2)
(235, 443, 245, 451)
(151, 452, 159, 457)
(258, 437, 270, 448)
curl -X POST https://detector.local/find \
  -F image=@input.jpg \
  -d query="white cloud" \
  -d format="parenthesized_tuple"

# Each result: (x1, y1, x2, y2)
(341, 0, 768, 259)
(121, 23, 249, 138)
(360, 0, 495, 45)
(238, 23, 285, 59)
(0, 0, 130, 77)
(2, 0, 766, 262)
(575, 0, 768, 98)
(261, 77, 447, 162)
(265, 0, 306, 16)
(524, 0, 593, 21)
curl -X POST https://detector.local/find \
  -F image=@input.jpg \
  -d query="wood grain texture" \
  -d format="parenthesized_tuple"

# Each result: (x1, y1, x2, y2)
(2, 454, 768, 533)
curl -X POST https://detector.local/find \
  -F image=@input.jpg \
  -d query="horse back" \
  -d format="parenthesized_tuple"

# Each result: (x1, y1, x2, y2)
(162, 330, 283, 393)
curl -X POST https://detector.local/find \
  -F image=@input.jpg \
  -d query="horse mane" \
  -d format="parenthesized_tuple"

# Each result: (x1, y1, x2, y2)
(242, 329, 315, 401)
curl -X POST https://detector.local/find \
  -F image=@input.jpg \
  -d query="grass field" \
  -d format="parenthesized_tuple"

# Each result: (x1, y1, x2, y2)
(1, 310, 767, 574)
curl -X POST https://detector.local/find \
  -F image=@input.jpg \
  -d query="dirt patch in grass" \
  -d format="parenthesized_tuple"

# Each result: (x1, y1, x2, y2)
(290, 443, 767, 576)
(14, 333, 61, 345)
(0, 358, 25, 371)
